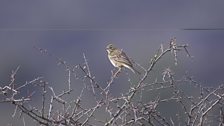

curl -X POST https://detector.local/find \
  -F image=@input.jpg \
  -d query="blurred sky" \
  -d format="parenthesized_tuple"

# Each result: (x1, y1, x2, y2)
(0, 1, 224, 125)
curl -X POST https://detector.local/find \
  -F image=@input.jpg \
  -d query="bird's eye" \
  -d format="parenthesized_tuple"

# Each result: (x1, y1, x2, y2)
(106, 44, 113, 50)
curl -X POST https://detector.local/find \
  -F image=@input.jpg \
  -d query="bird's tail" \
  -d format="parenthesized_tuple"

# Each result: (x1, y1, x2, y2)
(129, 67, 141, 75)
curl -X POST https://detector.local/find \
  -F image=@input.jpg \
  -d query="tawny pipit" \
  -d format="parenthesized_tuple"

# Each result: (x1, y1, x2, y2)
(106, 44, 140, 74)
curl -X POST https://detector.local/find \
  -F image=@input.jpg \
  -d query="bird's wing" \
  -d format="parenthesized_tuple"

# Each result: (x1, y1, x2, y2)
(112, 50, 133, 67)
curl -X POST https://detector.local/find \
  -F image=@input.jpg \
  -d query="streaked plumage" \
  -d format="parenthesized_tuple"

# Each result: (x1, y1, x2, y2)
(106, 44, 140, 74)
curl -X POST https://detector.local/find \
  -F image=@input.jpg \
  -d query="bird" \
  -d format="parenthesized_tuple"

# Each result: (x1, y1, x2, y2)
(106, 44, 140, 74)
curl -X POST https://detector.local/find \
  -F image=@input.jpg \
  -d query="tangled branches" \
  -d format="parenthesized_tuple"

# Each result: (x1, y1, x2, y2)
(1, 38, 224, 126)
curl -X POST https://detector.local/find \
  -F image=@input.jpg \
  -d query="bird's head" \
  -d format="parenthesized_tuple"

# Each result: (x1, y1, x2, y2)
(106, 44, 116, 53)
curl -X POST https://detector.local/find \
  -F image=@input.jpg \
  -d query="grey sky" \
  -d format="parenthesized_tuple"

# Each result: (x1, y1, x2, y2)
(0, 1, 224, 125)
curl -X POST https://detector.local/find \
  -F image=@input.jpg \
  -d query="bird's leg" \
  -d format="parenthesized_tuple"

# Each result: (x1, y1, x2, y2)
(113, 67, 122, 77)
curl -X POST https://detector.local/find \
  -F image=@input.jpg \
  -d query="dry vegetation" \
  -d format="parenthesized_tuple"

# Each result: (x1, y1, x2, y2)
(1, 38, 224, 126)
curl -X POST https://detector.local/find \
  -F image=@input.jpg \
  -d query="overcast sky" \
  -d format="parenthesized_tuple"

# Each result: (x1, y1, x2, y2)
(0, 1, 224, 125)
(0, 1, 224, 29)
